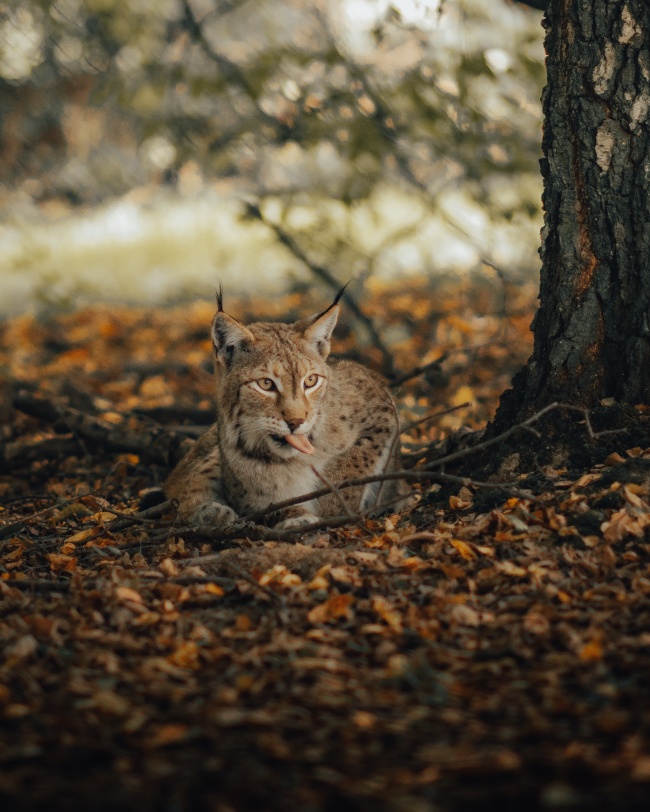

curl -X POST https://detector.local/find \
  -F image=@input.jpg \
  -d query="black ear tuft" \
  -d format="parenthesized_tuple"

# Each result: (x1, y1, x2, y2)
(216, 285, 224, 312)
(331, 280, 351, 308)
(307, 280, 351, 326)
(211, 311, 255, 368)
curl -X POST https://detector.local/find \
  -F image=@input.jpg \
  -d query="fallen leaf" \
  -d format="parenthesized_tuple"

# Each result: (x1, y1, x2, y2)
(308, 593, 354, 625)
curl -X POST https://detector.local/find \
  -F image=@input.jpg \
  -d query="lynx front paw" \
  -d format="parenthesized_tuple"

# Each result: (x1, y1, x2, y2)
(191, 502, 239, 527)
(276, 512, 320, 531)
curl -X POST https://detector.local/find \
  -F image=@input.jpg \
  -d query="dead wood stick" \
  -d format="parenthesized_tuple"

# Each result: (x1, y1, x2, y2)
(390, 340, 501, 389)
(13, 392, 193, 466)
(171, 470, 531, 553)
(131, 406, 215, 425)
(0, 435, 82, 472)
(2, 579, 71, 592)
(1, 491, 105, 543)
(239, 469, 533, 525)
(239, 471, 432, 523)
(107, 500, 175, 532)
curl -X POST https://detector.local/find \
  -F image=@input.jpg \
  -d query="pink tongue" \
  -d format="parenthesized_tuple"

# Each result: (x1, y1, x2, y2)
(284, 433, 314, 454)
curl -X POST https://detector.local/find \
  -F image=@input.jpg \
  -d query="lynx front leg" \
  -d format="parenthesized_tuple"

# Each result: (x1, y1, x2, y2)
(274, 504, 320, 530)
(167, 476, 238, 527)
(164, 426, 239, 529)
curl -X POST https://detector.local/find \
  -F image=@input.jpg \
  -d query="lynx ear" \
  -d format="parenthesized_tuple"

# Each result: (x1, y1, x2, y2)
(301, 305, 339, 359)
(211, 312, 255, 367)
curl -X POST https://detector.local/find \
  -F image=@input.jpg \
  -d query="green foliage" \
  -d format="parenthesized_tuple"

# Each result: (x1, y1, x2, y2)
(0, 0, 546, 311)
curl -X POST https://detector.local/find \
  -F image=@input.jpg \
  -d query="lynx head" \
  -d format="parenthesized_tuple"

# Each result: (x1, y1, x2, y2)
(211, 289, 344, 460)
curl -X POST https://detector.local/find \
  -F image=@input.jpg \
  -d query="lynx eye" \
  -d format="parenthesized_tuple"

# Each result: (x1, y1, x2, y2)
(304, 374, 320, 389)
(257, 378, 276, 391)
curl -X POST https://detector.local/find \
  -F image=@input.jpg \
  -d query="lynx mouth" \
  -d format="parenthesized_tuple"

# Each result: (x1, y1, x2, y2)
(270, 433, 314, 454)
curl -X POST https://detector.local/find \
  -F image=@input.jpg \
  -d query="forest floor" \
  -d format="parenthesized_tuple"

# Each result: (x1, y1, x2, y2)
(2, 279, 650, 811)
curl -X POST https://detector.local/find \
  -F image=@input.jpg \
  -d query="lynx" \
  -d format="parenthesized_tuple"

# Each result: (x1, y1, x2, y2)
(164, 290, 408, 531)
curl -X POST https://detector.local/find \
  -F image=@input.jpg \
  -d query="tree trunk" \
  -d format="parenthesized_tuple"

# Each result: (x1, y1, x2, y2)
(494, 0, 650, 429)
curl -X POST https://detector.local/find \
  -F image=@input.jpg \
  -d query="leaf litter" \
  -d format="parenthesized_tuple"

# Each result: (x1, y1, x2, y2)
(2, 279, 650, 810)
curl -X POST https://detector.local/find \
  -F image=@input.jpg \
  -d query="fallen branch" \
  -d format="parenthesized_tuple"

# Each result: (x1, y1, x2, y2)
(13, 392, 193, 466)
(132, 406, 215, 425)
(422, 402, 562, 470)
(0, 435, 81, 472)
(391, 358, 443, 389)
(107, 500, 175, 533)
(236, 469, 533, 527)
(2, 578, 71, 592)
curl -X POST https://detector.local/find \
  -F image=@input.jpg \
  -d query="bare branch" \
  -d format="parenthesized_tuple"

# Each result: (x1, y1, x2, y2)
(13, 393, 193, 466)
(244, 202, 396, 377)
(311, 465, 355, 519)
(423, 402, 562, 470)
(401, 403, 470, 433)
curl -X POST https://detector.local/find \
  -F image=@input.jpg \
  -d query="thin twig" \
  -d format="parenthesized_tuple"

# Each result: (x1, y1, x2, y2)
(238, 468, 533, 526)
(239, 470, 430, 523)
(391, 358, 443, 388)
(311, 466, 355, 519)
(559, 404, 629, 439)
(423, 402, 562, 470)
(401, 403, 470, 433)
(244, 202, 396, 377)
(107, 500, 175, 532)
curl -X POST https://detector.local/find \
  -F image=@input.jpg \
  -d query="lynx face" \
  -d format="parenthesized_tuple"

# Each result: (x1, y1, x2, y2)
(163, 289, 410, 528)
(212, 307, 338, 461)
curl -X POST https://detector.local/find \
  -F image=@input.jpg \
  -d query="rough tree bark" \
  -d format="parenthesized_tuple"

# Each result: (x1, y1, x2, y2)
(494, 0, 650, 429)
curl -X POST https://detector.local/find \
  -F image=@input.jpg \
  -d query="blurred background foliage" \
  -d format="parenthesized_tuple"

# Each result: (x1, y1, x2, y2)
(0, 0, 544, 314)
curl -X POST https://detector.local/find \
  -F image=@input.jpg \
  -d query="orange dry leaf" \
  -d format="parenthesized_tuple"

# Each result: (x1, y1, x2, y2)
(47, 553, 77, 573)
(372, 596, 403, 634)
(89, 511, 120, 525)
(364, 535, 388, 549)
(203, 583, 225, 596)
(167, 641, 201, 669)
(601, 506, 650, 542)
(145, 723, 192, 748)
(131, 611, 162, 627)
(114, 586, 144, 604)
(259, 565, 301, 587)
(308, 593, 354, 625)
(450, 539, 475, 560)
(66, 528, 100, 544)
(352, 711, 376, 729)
(4, 546, 25, 562)
(496, 561, 527, 577)
(56, 347, 90, 366)
(234, 614, 253, 632)
(579, 639, 603, 662)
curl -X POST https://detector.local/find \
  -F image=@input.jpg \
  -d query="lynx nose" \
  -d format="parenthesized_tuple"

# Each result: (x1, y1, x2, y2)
(285, 417, 305, 432)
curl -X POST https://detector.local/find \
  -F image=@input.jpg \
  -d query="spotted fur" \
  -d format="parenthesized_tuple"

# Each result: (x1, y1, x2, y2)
(164, 296, 409, 530)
